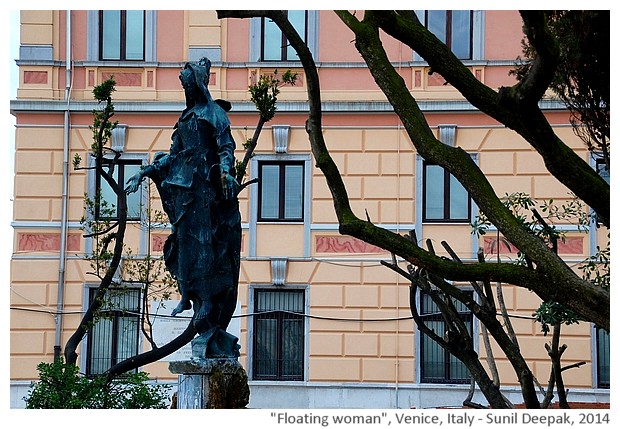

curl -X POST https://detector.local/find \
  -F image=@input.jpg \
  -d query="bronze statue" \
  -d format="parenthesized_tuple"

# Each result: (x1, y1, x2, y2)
(126, 57, 241, 358)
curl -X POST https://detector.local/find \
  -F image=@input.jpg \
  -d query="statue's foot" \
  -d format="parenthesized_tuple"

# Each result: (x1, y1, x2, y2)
(171, 300, 191, 316)
(194, 307, 207, 320)
(206, 329, 241, 358)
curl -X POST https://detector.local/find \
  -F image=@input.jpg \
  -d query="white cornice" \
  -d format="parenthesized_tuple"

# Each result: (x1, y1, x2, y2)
(10, 99, 569, 115)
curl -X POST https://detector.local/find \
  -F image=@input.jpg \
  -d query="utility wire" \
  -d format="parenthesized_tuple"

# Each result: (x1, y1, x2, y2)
(10, 306, 537, 321)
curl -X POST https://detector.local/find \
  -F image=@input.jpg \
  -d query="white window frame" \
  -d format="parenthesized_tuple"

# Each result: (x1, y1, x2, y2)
(248, 153, 312, 257)
(80, 283, 143, 376)
(249, 11, 319, 63)
(592, 325, 610, 389)
(85, 153, 149, 255)
(414, 285, 478, 384)
(413, 10, 484, 62)
(87, 10, 157, 63)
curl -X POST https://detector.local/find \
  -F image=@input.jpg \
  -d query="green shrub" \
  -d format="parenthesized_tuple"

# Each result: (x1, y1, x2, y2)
(24, 358, 171, 409)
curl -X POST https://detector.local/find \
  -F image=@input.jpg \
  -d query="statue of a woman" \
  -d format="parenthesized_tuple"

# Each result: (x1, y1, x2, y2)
(126, 58, 241, 358)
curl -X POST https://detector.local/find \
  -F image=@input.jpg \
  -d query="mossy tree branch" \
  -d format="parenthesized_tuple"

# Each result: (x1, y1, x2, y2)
(364, 10, 608, 228)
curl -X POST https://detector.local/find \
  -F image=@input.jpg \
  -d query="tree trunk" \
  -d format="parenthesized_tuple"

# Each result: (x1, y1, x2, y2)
(461, 351, 509, 409)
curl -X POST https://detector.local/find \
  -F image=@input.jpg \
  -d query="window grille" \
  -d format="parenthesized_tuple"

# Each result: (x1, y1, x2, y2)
(419, 290, 472, 383)
(596, 326, 610, 388)
(252, 289, 305, 381)
(86, 287, 141, 376)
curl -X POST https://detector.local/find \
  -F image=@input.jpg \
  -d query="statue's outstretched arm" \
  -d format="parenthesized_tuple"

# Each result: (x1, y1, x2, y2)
(125, 155, 167, 194)
(125, 169, 146, 194)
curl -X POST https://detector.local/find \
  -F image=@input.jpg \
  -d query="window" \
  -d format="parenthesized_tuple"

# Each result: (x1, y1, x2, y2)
(86, 287, 141, 376)
(258, 161, 304, 222)
(96, 159, 143, 221)
(425, 10, 473, 60)
(419, 290, 472, 384)
(260, 11, 308, 61)
(596, 327, 610, 388)
(596, 158, 610, 184)
(99, 10, 145, 61)
(252, 289, 305, 380)
(423, 162, 470, 222)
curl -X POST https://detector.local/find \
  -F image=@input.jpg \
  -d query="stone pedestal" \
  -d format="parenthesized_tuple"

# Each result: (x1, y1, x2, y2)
(169, 358, 250, 409)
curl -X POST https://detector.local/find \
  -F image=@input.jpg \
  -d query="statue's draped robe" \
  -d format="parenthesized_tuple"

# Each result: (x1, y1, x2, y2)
(145, 101, 241, 336)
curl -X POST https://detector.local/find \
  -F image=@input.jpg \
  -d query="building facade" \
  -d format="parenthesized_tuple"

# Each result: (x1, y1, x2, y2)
(10, 10, 609, 408)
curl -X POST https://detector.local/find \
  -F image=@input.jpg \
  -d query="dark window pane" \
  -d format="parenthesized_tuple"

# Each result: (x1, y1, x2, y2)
(282, 319, 303, 377)
(596, 160, 610, 184)
(100, 10, 145, 61)
(449, 174, 469, 220)
(258, 162, 304, 222)
(424, 162, 470, 222)
(597, 328, 610, 388)
(420, 290, 472, 383)
(263, 18, 282, 61)
(99, 166, 119, 218)
(422, 320, 444, 380)
(260, 164, 280, 219)
(450, 353, 469, 380)
(284, 164, 303, 219)
(102, 11, 121, 60)
(255, 319, 278, 377)
(97, 160, 142, 221)
(287, 10, 306, 60)
(425, 164, 444, 219)
(421, 292, 438, 315)
(253, 289, 304, 381)
(125, 10, 145, 60)
(451, 10, 471, 59)
(117, 316, 139, 361)
(90, 318, 113, 375)
(427, 10, 447, 43)
(261, 11, 307, 61)
(125, 163, 143, 219)
(425, 10, 472, 60)
(86, 288, 140, 376)
(257, 289, 303, 313)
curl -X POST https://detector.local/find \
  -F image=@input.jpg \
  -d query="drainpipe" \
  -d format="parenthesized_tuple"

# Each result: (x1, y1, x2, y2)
(54, 10, 72, 362)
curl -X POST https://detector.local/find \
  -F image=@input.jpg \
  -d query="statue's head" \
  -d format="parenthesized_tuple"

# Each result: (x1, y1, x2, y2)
(180, 57, 212, 104)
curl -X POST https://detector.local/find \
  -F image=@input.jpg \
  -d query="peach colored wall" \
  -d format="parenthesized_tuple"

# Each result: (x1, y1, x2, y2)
(223, 18, 250, 62)
(13, 119, 590, 386)
(477, 285, 594, 388)
(20, 10, 54, 45)
(318, 68, 381, 92)
(158, 11, 185, 62)
(485, 11, 524, 59)
(188, 10, 221, 52)
(70, 11, 87, 61)
(317, 11, 366, 63)
(225, 68, 250, 92)
(483, 65, 519, 91)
